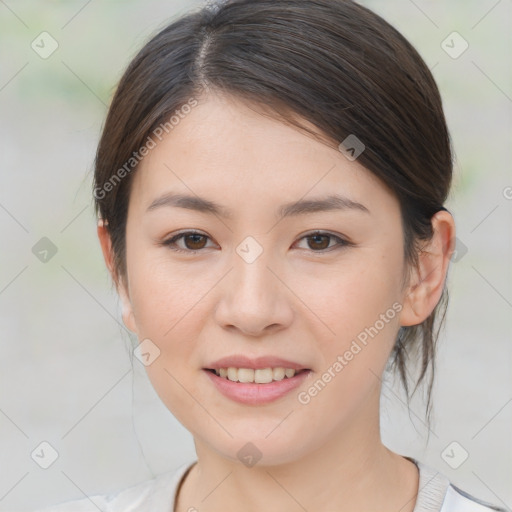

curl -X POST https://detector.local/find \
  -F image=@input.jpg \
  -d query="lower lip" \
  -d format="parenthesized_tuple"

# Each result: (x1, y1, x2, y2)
(203, 369, 311, 405)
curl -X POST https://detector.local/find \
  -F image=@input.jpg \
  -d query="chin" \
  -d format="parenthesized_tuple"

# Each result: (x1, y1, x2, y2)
(200, 430, 311, 468)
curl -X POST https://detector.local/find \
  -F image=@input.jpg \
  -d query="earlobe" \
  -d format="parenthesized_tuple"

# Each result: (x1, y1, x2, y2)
(399, 210, 456, 327)
(97, 220, 138, 334)
(118, 282, 137, 334)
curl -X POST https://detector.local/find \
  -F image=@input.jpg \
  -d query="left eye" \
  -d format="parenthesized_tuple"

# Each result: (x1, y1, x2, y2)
(294, 231, 350, 252)
(162, 230, 350, 254)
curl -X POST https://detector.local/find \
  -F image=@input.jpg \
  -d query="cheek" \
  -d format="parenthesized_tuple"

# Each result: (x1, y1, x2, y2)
(296, 269, 401, 427)
(294, 254, 402, 394)
(126, 256, 209, 426)
(126, 247, 209, 338)
(294, 252, 401, 336)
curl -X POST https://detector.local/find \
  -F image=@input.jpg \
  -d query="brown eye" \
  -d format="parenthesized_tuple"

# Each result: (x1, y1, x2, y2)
(182, 233, 208, 250)
(163, 231, 213, 253)
(163, 230, 350, 254)
(295, 231, 350, 252)
(307, 233, 331, 250)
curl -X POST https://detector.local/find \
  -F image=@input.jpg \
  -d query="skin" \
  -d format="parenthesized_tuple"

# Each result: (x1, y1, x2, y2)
(98, 89, 456, 512)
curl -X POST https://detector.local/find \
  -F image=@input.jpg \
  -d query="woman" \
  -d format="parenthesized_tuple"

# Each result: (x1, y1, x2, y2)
(36, 0, 506, 510)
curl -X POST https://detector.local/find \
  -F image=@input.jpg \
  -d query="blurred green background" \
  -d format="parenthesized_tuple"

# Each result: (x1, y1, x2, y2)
(0, 1, 510, 510)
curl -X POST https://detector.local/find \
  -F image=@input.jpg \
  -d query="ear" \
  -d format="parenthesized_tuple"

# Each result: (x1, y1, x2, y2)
(399, 210, 456, 327)
(97, 220, 137, 334)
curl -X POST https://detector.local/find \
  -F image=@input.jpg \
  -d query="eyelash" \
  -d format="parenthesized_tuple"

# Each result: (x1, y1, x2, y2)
(161, 230, 352, 255)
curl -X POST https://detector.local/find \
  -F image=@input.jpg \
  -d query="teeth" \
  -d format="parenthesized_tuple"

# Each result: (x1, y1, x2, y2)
(227, 367, 238, 381)
(213, 367, 299, 383)
(238, 368, 255, 383)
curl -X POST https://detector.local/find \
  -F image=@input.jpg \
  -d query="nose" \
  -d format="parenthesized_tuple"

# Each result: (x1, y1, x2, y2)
(213, 249, 294, 337)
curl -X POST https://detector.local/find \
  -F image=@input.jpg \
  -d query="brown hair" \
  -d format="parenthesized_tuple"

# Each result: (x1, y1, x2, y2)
(94, 0, 453, 426)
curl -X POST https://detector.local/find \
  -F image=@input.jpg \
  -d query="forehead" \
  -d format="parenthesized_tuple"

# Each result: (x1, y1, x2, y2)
(130, 91, 397, 216)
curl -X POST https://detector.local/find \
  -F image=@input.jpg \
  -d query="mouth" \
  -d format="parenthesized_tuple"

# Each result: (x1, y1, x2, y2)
(202, 367, 312, 405)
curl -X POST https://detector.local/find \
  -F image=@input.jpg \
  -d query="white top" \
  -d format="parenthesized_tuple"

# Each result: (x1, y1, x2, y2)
(34, 457, 507, 512)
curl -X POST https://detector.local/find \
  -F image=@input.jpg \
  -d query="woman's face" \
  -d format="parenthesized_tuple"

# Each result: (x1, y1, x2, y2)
(118, 91, 412, 465)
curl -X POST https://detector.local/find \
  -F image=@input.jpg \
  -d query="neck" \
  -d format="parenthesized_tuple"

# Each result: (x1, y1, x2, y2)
(175, 394, 419, 512)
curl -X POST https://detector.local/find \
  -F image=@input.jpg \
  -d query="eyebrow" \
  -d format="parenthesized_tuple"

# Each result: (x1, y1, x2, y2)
(146, 192, 370, 219)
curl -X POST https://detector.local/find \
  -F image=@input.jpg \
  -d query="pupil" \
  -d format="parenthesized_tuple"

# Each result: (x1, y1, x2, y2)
(311, 235, 328, 250)
(187, 234, 205, 249)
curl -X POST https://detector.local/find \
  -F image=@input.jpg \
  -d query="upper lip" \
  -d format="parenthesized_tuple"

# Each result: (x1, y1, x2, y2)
(205, 354, 310, 371)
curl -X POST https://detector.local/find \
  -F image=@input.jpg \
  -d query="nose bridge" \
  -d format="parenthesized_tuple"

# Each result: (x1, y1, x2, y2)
(214, 235, 292, 335)
(232, 235, 280, 303)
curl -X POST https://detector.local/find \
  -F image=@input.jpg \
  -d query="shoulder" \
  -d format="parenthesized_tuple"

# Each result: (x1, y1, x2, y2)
(441, 484, 508, 512)
(410, 457, 507, 512)
(33, 460, 196, 512)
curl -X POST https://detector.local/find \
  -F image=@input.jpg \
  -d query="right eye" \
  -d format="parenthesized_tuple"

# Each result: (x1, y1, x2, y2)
(161, 230, 215, 253)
